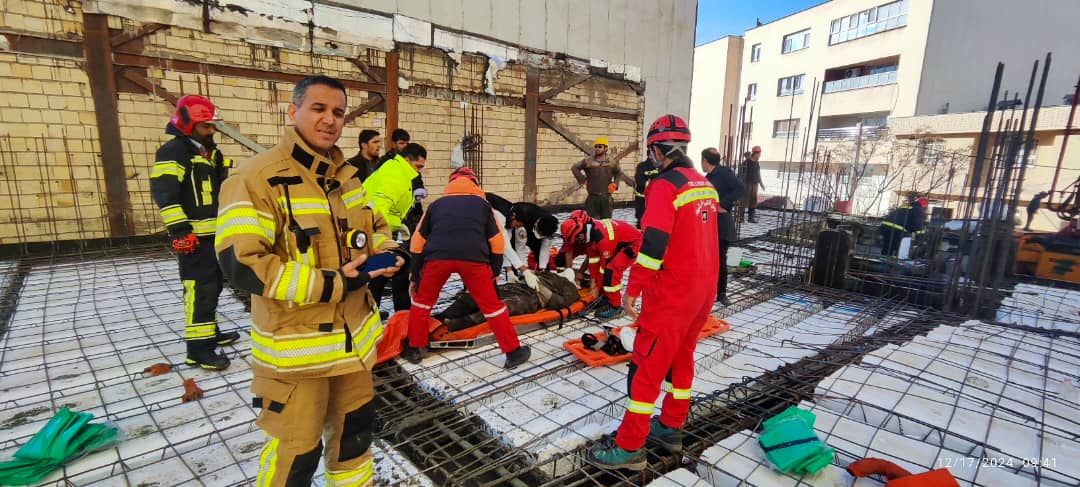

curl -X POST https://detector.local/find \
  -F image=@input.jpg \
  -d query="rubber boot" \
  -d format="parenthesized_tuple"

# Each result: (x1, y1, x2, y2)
(185, 340, 231, 370)
(504, 345, 531, 369)
(401, 344, 426, 364)
(646, 416, 684, 454)
(589, 444, 647, 471)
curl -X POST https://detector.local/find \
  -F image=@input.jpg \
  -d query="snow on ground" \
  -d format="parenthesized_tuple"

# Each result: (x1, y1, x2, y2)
(700, 319, 1080, 487)
(996, 282, 1080, 333)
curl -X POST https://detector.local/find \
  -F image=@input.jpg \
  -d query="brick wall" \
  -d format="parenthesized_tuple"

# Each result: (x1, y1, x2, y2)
(0, 7, 643, 244)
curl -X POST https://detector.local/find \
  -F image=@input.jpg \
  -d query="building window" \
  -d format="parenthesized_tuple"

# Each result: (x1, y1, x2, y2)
(742, 121, 753, 140)
(917, 139, 945, 166)
(777, 74, 805, 96)
(781, 29, 810, 53)
(747, 83, 758, 100)
(773, 119, 800, 138)
(830, 0, 909, 45)
(750, 43, 762, 62)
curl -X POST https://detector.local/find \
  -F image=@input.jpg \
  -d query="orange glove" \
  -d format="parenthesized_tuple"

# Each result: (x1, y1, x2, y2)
(607, 182, 618, 194)
(171, 233, 199, 255)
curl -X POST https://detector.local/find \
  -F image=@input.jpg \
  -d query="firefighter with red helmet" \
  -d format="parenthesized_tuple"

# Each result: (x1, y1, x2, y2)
(150, 95, 239, 370)
(559, 210, 641, 319)
(589, 114, 720, 470)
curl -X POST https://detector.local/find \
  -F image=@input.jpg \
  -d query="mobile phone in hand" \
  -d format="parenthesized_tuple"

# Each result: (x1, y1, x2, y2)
(361, 252, 398, 273)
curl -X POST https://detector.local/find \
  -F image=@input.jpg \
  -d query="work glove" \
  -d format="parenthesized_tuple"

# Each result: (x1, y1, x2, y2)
(397, 225, 411, 242)
(522, 269, 539, 290)
(413, 187, 428, 203)
(506, 269, 520, 283)
(607, 182, 618, 194)
(171, 233, 199, 255)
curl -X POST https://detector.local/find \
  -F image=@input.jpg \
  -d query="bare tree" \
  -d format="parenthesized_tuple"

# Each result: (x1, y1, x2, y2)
(820, 128, 971, 215)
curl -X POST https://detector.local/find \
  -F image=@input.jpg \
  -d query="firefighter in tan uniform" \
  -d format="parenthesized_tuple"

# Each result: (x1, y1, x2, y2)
(215, 76, 406, 486)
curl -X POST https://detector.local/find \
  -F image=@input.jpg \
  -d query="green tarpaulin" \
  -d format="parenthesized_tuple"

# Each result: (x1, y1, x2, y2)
(0, 408, 120, 485)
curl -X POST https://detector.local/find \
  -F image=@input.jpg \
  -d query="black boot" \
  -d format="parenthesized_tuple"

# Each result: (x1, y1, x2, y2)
(185, 341, 231, 370)
(215, 328, 241, 346)
(401, 344, 426, 364)
(504, 345, 531, 369)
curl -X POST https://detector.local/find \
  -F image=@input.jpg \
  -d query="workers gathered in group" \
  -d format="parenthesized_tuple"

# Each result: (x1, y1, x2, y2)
(148, 71, 758, 479)
(572, 137, 635, 219)
(559, 210, 642, 319)
(215, 75, 407, 486)
(403, 167, 531, 368)
(590, 114, 720, 470)
(150, 94, 240, 370)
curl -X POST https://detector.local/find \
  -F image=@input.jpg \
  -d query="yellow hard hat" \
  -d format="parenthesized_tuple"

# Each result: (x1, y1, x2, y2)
(594, 137, 609, 147)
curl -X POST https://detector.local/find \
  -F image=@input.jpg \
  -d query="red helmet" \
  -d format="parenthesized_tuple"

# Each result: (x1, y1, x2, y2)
(170, 95, 217, 136)
(449, 166, 479, 184)
(917, 197, 929, 208)
(646, 114, 691, 146)
(560, 210, 591, 244)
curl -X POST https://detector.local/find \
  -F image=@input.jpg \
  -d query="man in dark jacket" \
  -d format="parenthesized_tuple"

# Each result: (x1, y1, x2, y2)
(345, 129, 382, 181)
(487, 193, 559, 270)
(149, 95, 240, 370)
(739, 146, 764, 223)
(879, 194, 927, 256)
(405, 167, 531, 368)
(702, 148, 746, 305)
(633, 155, 660, 228)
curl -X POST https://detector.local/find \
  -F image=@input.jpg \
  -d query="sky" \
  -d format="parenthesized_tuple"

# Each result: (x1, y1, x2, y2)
(696, 0, 826, 46)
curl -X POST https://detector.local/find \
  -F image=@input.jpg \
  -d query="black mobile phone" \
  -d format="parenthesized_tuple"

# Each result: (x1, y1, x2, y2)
(361, 252, 398, 273)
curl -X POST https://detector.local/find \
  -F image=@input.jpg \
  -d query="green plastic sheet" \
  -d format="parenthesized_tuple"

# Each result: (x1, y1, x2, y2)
(0, 408, 120, 485)
(758, 406, 835, 475)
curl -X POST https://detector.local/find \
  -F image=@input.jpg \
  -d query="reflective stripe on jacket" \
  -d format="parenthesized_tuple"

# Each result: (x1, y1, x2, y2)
(215, 128, 399, 379)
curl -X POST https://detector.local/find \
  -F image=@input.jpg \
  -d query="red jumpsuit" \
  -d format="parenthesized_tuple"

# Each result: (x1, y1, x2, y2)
(616, 157, 720, 452)
(582, 219, 641, 308)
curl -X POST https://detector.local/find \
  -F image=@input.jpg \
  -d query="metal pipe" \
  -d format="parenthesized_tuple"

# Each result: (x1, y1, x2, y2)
(945, 62, 1003, 314)
(1049, 74, 1080, 205)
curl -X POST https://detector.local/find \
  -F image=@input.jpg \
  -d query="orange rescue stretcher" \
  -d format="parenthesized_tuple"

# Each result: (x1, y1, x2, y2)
(377, 290, 597, 364)
(564, 316, 731, 367)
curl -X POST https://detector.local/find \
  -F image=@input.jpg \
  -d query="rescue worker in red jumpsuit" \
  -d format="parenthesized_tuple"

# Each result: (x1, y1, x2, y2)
(590, 114, 720, 470)
(403, 167, 532, 368)
(150, 95, 240, 370)
(559, 210, 641, 319)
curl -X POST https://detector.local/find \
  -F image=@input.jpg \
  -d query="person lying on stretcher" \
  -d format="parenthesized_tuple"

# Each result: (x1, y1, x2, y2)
(434, 269, 580, 331)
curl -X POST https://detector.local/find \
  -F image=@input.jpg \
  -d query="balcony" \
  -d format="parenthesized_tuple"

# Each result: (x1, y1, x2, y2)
(823, 70, 897, 93)
(817, 125, 887, 141)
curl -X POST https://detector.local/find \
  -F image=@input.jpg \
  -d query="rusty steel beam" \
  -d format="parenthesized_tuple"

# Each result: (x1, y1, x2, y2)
(110, 22, 168, 49)
(350, 58, 385, 83)
(524, 67, 540, 202)
(83, 14, 135, 237)
(538, 111, 592, 154)
(0, 32, 83, 58)
(385, 51, 400, 133)
(112, 52, 385, 93)
(344, 94, 385, 124)
(119, 68, 179, 104)
(539, 100, 638, 121)
(538, 73, 590, 102)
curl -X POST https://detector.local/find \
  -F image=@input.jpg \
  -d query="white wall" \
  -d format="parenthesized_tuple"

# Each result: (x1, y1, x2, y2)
(916, 0, 1080, 115)
(689, 36, 743, 164)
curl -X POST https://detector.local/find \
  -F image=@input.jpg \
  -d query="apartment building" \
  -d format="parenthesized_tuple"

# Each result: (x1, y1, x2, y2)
(733, 0, 1080, 162)
(688, 36, 743, 162)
